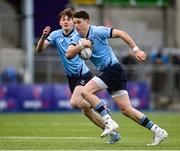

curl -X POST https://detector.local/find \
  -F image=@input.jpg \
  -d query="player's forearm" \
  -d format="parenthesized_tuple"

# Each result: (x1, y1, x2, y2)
(113, 29, 138, 50)
(36, 36, 46, 53)
(66, 45, 81, 59)
(121, 32, 137, 49)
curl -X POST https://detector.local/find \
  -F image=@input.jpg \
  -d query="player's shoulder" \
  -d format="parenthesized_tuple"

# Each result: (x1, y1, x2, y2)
(71, 31, 81, 39)
(92, 25, 110, 30)
(91, 25, 111, 34)
(50, 29, 62, 38)
(71, 30, 78, 37)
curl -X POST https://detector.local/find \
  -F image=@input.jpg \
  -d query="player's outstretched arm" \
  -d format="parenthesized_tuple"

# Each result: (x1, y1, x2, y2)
(112, 29, 137, 49)
(36, 26, 51, 53)
(112, 29, 146, 62)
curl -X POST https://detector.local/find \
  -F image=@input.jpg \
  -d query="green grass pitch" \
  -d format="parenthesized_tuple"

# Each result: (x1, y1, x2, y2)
(0, 112, 180, 150)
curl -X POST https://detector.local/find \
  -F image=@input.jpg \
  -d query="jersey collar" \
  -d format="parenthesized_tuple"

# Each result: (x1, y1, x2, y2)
(62, 29, 74, 37)
(86, 26, 91, 38)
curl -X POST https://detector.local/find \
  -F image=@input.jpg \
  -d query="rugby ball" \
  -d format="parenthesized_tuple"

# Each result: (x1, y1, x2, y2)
(78, 38, 92, 60)
(79, 47, 92, 60)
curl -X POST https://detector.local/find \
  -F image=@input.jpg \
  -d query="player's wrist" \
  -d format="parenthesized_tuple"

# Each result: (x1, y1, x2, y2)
(78, 40, 84, 50)
(133, 46, 140, 52)
(42, 34, 47, 40)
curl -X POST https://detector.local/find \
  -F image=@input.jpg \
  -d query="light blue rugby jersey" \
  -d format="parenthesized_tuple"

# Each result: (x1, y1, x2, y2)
(70, 26, 119, 70)
(47, 29, 89, 76)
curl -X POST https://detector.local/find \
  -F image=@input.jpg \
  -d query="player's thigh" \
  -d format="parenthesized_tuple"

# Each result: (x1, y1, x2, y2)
(71, 86, 83, 99)
(70, 86, 84, 105)
(83, 79, 102, 94)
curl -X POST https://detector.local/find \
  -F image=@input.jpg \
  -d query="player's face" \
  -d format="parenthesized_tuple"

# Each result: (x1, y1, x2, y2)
(59, 16, 74, 31)
(73, 18, 89, 35)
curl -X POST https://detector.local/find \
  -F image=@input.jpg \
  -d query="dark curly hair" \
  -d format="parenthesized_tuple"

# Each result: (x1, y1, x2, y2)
(74, 10, 90, 20)
(58, 8, 74, 19)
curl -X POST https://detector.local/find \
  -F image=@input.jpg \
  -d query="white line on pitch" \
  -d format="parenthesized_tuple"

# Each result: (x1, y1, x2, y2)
(0, 136, 98, 140)
(1, 122, 91, 126)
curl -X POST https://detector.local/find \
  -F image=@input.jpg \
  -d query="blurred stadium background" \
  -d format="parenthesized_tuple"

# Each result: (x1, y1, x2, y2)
(0, 0, 180, 150)
(0, 0, 179, 112)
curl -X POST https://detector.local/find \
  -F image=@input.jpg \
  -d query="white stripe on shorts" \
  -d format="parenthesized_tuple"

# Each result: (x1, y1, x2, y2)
(92, 76, 108, 89)
(111, 90, 128, 98)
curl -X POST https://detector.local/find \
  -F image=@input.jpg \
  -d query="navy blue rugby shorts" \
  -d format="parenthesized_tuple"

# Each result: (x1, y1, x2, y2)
(96, 63, 127, 95)
(67, 71, 93, 93)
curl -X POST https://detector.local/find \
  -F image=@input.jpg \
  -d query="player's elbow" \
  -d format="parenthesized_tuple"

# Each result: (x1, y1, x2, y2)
(118, 31, 128, 38)
(35, 47, 42, 53)
(66, 49, 74, 59)
(35, 45, 45, 53)
(65, 52, 72, 59)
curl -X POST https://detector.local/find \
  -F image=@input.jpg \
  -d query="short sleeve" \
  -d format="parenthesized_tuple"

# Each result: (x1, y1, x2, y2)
(47, 31, 56, 46)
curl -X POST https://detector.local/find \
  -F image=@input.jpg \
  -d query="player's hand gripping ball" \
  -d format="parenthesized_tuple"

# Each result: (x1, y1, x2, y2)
(78, 38, 92, 60)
